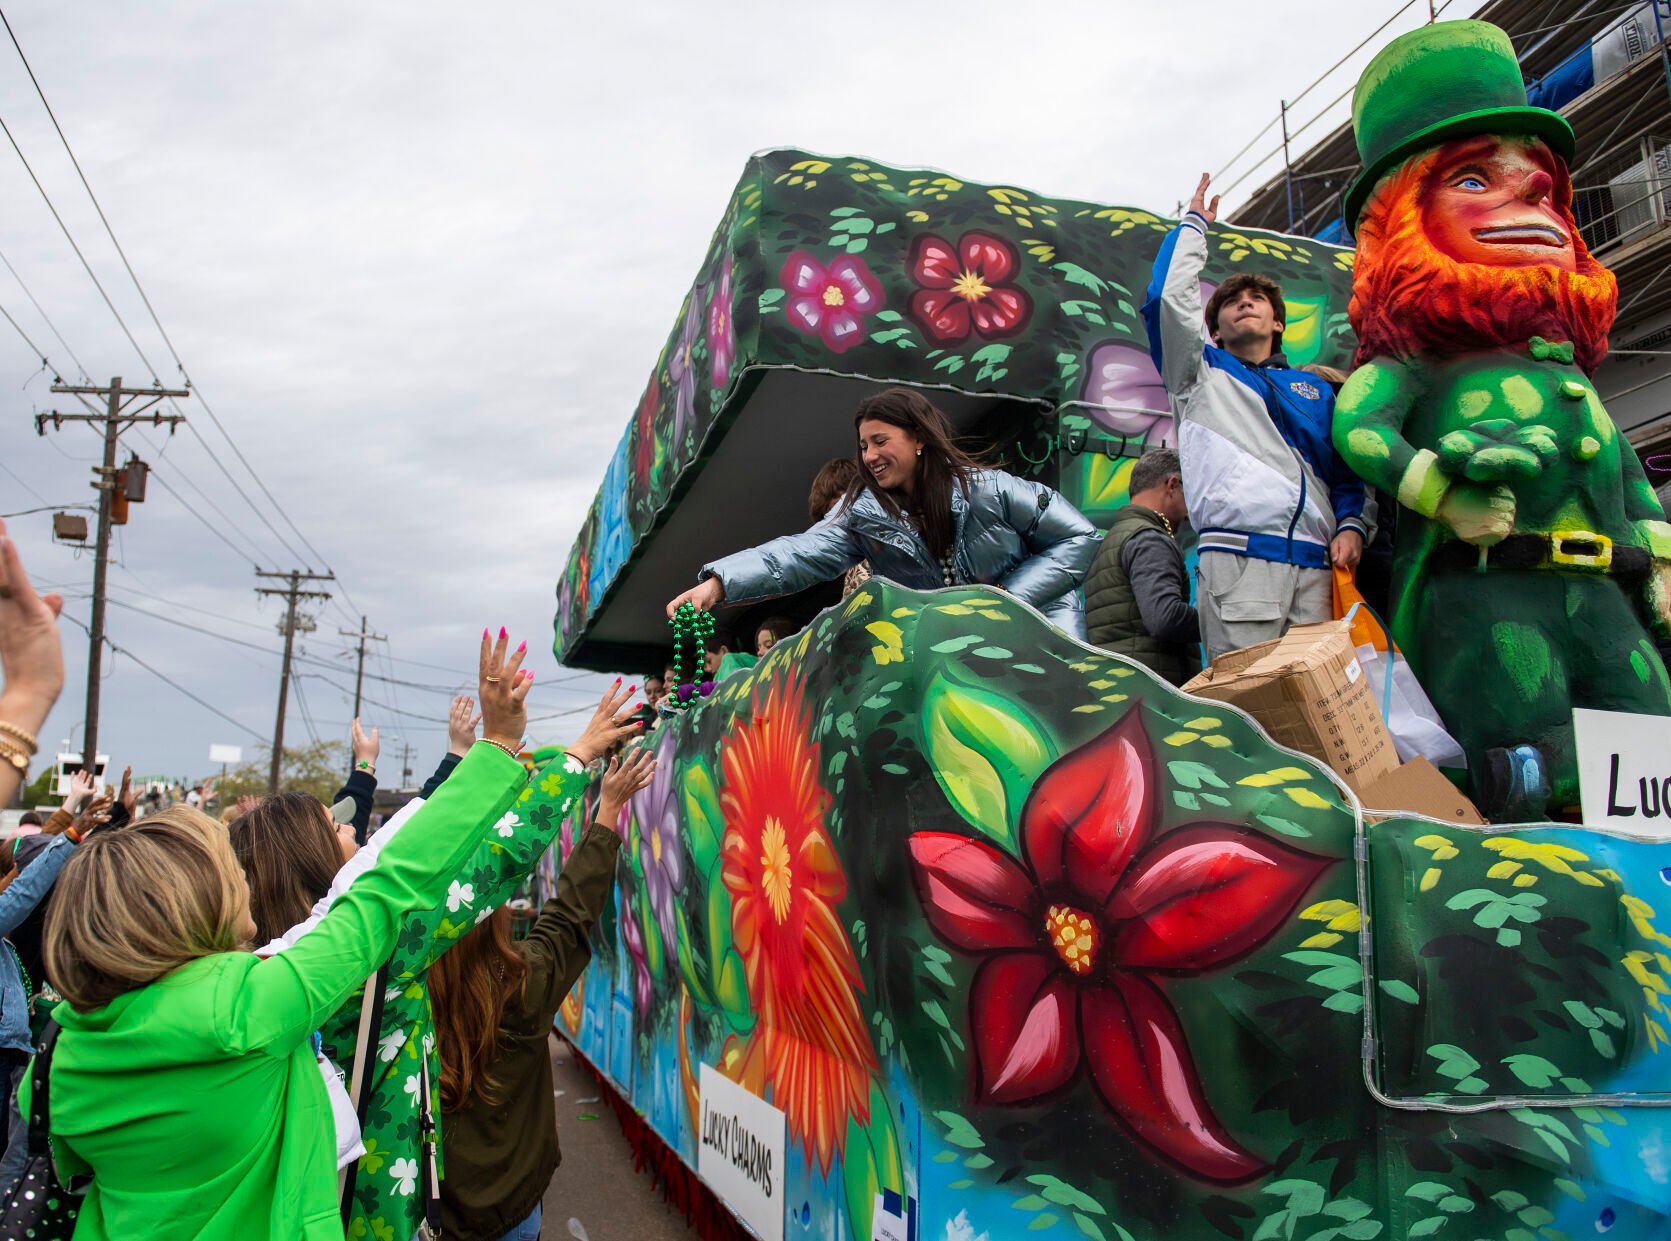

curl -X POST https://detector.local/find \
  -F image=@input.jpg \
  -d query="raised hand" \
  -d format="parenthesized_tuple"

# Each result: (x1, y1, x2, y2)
(478, 627, 533, 750)
(567, 680, 645, 766)
(0, 518, 65, 722)
(447, 694, 481, 757)
(665, 577, 724, 620)
(1188, 172, 1220, 227)
(351, 718, 380, 770)
(118, 765, 138, 815)
(73, 791, 112, 837)
(62, 769, 96, 814)
(595, 746, 657, 826)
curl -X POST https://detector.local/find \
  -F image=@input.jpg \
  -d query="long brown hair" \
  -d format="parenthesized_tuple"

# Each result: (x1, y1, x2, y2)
(850, 387, 988, 560)
(429, 905, 529, 1111)
(229, 792, 343, 946)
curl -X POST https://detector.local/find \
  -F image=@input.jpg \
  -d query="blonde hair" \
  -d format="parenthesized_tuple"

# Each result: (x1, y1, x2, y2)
(46, 807, 251, 1012)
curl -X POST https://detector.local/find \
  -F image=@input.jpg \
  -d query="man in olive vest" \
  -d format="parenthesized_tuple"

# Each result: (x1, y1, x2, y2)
(1086, 449, 1200, 684)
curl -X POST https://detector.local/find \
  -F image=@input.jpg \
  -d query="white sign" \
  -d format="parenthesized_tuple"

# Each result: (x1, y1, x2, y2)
(871, 1193, 909, 1241)
(1575, 707, 1671, 833)
(208, 744, 243, 765)
(698, 1063, 785, 1241)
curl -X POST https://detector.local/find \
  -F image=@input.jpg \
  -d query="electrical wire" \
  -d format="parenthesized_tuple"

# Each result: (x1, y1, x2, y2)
(290, 667, 321, 746)
(0, 10, 352, 605)
(0, 245, 90, 382)
(0, 458, 49, 505)
(56, 609, 271, 744)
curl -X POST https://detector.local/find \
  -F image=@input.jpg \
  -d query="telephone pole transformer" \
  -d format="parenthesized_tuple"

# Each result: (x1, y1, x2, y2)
(255, 569, 334, 794)
(35, 377, 189, 768)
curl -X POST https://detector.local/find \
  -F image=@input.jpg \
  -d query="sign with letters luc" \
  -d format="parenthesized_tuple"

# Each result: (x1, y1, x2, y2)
(698, 1063, 785, 1241)
(1574, 707, 1671, 834)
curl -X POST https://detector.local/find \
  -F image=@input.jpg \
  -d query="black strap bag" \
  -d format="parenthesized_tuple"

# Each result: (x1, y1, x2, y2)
(0, 1020, 84, 1241)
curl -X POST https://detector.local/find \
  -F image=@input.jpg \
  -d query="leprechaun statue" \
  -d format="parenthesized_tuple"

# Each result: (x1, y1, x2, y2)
(1334, 20, 1671, 820)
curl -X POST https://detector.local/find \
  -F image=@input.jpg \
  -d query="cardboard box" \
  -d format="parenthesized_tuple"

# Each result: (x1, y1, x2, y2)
(1359, 756, 1487, 824)
(1183, 619, 1399, 796)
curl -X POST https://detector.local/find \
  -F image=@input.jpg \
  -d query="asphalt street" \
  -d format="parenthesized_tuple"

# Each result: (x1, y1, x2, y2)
(541, 1035, 696, 1241)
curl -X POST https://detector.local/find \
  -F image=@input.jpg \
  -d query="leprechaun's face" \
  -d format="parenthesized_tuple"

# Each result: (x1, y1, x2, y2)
(1421, 135, 1576, 272)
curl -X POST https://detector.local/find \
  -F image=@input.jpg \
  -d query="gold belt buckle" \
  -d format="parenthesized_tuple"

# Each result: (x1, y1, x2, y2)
(1549, 530, 1613, 570)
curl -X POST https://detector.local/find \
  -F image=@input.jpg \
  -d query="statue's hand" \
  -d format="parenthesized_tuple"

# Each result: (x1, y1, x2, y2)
(1436, 419, 1558, 482)
(1436, 483, 1516, 546)
(1651, 563, 1671, 636)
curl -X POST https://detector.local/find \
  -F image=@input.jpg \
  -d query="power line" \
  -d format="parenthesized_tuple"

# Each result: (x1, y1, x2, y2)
(57, 609, 271, 744)
(0, 457, 49, 505)
(0, 104, 162, 384)
(0, 245, 90, 383)
(143, 465, 265, 567)
(0, 10, 350, 605)
(291, 668, 321, 746)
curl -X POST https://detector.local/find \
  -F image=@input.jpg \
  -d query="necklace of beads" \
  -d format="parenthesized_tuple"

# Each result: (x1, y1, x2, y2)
(668, 601, 716, 707)
(7, 942, 31, 1016)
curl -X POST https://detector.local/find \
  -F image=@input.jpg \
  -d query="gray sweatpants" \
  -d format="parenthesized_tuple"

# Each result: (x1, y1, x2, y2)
(1197, 552, 1331, 662)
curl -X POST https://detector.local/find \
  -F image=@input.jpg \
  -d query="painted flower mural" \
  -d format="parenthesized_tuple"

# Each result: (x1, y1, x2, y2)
(719, 676, 877, 1173)
(708, 255, 737, 389)
(620, 891, 653, 1015)
(669, 289, 703, 455)
(780, 250, 885, 354)
(632, 376, 661, 492)
(906, 230, 1031, 344)
(632, 728, 685, 952)
(907, 708, 1331, 1184)
(1080, 341, 1176, 445)
(587, 440, 632, 606)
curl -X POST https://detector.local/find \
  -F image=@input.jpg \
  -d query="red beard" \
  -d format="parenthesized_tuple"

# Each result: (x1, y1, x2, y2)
(1349, 147, 1617, 375)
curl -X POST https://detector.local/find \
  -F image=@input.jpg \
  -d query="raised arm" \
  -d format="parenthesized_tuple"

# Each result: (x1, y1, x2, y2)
(0, 832, 74, 938)
(995, 475, 1099, 607)
(0, 522, 65, 809)
(397, 681, 646, 971)
(1141, 174, 1218, 397)
(670, 515, 865, 615)
(222, 629, 535, 1055)
(522, 749, 654, 1019)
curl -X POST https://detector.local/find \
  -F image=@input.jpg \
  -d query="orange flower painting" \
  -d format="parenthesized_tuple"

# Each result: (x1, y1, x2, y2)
(719, 677, 877, 1172)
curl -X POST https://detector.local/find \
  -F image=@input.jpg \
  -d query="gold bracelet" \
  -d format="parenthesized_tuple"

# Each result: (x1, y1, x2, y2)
(0, 720, 37, 753)
(0, 736, 29, 775)
(478, 738, 521, 762)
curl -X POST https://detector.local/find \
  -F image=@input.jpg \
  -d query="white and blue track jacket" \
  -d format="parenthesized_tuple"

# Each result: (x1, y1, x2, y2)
(1141, 212, 1368, 570)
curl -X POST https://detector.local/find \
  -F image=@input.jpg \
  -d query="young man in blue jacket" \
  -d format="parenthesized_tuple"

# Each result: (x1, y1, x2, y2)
(1143, 174, 1371, 659)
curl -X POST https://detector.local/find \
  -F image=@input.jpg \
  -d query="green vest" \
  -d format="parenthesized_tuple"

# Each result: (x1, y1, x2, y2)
(1085, 505, 1194, 685)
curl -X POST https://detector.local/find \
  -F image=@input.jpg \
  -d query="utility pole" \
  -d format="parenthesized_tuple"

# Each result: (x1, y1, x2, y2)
(337, 616, 386, 718)
(255, 569, 334, 794)
(35, 377, 189, 768)
(399, 739, 415, 790)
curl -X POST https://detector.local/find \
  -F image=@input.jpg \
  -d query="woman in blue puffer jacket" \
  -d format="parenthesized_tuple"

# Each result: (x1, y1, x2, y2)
(667, 387, 1099, 636)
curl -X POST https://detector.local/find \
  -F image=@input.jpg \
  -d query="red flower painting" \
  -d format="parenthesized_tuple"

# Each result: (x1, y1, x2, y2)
(907, 710, 1329, 1184)
(632, 376, 660, 490)
(907, 230, 1032, 344)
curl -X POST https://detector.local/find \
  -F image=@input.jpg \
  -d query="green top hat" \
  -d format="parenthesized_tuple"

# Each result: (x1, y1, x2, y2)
(1344, 20, 1574, 229)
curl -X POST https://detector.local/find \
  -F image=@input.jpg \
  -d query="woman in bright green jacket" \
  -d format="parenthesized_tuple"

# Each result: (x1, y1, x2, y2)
(27, 629, 535, 1241)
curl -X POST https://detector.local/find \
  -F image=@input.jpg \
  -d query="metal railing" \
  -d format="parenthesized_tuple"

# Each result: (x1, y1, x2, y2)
(1574, 133, 1671, 251)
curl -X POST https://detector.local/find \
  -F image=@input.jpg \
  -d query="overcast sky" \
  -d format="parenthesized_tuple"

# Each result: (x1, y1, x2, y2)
(0, 0, 1481, 786)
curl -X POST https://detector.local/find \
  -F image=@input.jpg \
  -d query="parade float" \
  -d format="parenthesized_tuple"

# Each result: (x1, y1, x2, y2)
(543, 39, 1671, 1235)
